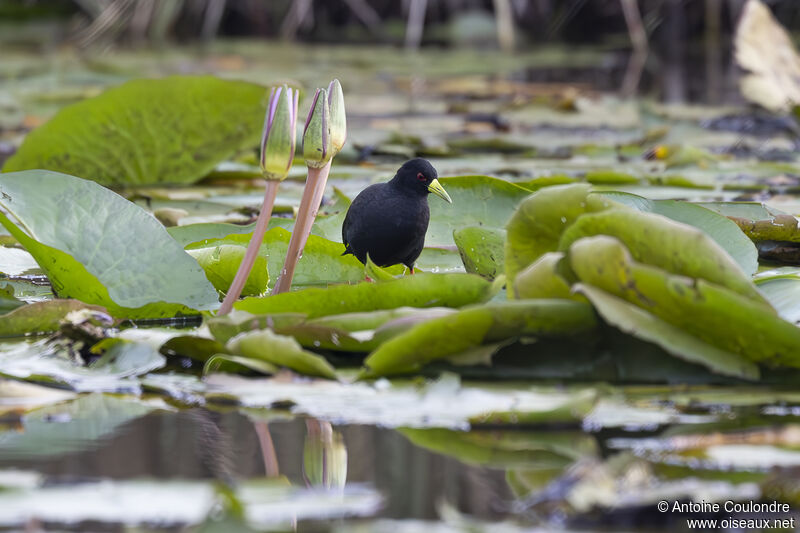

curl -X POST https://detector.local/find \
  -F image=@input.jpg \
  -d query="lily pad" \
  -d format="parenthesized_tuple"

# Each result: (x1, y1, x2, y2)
(2, 76, 268, 186)
(504, 183, 614, 283)
(235, 273, 495, 318)
(575, 284, 759, 380)
(569, 235, 800, 368)
(0, 171, 219, 318)
(453, 226, 505, 279)
(559, 208, 767, 305)
(187, 244, 268, 296)
(361, 299, 597, 378)
(225, 328, 338, 379)
(599, 192, 759, 276)
(427, 175, 532, 247)
(0, 300, 107, 337)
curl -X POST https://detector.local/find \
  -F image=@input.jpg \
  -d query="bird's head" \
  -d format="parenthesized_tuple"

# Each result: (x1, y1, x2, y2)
(391, 158, 452, 203)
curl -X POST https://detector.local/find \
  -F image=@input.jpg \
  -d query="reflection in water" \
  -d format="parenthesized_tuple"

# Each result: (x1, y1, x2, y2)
(0, 406, 512, 522)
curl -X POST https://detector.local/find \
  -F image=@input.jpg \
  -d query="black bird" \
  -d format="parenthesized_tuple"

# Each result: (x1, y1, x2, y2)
(342, 158, 452, 271)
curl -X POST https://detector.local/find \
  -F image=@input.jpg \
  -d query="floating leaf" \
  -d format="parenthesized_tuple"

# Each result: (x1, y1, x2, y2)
(453, 226, 505, 279)
(226, 328, 338, 379)
(2, 76, 268, 186)
(599, 192, 759, 276)
(0, 171, 219, 318)
(361, 300, 597, 378)
(235, 273, 494, 318)
(559, 208, 767, 305)
(0, 300, 107, 337)
(187, 228, 373, 289)
(427, 175, 532, 247)
(504, 183, 614, 283)
(569, 235, 800, 368)
(203, 354, 279, 376)
(187, 244, 268, 296)
(512, 252, 579, 301)
(575, 284, 759, 380)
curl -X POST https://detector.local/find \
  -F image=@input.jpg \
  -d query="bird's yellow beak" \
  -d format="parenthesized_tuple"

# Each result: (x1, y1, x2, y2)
(428, 179, 452, 203)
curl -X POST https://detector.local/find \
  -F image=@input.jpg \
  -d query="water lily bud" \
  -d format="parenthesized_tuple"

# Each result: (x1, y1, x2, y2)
(302, 88, 332, 169)
(260, 85, 298, 181)
(327, 79, 346, 156)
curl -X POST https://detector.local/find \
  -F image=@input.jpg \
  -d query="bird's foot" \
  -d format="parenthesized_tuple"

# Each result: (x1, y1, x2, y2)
(365, 275, 374, 283)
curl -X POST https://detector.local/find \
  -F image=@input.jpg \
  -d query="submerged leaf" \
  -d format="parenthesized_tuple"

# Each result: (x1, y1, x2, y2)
(2, 76, 268, 185)
(0, 171, 219, 318)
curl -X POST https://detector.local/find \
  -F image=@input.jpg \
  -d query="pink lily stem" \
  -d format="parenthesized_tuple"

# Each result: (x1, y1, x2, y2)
(272, 160, 332, 294)
(218, 179, 280, 315)
(253, 420, 280, 477)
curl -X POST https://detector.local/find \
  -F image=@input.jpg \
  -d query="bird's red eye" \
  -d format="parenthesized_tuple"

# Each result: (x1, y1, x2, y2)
(417, 172, 426, 181)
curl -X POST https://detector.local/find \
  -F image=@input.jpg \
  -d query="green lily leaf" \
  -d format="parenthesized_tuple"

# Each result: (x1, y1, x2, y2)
(235, 273, 495, 318)
(187, 244, 268, 296)
(559, 208, 768, 305)
(361, 299, 597, 378)
(512, 252, 581, 301)
(2, 76, 268, 186)
(427, 175, 532, 246)
(574, 283, 759, 380)
(569, 235, 800, 368)
(504, 183, 615, 283)
(0, 300, 107, 337)
(0, 171, 220, 318)
(225, 328, 337, 379)
(701, 201, 800, 243)
(206, 310, 307, 344)
(168, 221, 256, 248)
(187, 228, 374, 289)
(453, 226, 505, 279)
(203, 353, 280, 376)
(0, 283, 24, 314)
(599, 192, 759, 276)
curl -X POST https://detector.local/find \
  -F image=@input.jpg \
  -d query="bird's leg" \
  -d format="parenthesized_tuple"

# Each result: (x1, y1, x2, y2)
(409, 266, 415, 275)
(273, 161, 332, 294)
(218, 180, 280, 315)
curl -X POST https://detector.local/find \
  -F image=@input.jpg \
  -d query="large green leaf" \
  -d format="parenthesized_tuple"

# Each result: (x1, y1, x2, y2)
(187, 228, 369, 289)
(574, 284, 759, 380)
(504, 183, 614, 283)
(0, 171, 219, 318)
(2, 76, 268, 186)
(559, 209, 768, 305)
(453, 226, 505, 279)
(361, 299, 597, 377)
(0, 300, 107, 337)
(427, 175, 532, 246)
(225, 328, 337, 379)
(234, 273, 495, 318)
(568, 235, 800, 368)
(187, 244, 268, 296)
(599, 192, 759, 276)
